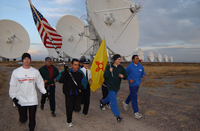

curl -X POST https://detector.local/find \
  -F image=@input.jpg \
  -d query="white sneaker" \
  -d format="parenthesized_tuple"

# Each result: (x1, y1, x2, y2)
(122, 101, 128, 110)
(135, 112, 142, 119)
(102, 107, 106, 110)
(100, 100, 106, 110)
(66, 122, 73, 127)
(106, 104, 111, 109)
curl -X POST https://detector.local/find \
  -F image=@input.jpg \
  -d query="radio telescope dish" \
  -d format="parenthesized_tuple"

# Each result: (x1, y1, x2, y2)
(124, 54, 133, 61)
(137, 48, 144, 62)
(87, 0, 140, 56)
(156, 53, 162, 62)
(0, 19, 30, 59)
(56, 15, 88, 59)
(124, 48, 144, 62)
(169, 56, 173, 62)
(163, 54, 168, 62)
(147, 51, 154, 62)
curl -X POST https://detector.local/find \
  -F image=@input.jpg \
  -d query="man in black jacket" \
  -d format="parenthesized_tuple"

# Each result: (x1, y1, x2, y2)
(59, 58, 87, 127)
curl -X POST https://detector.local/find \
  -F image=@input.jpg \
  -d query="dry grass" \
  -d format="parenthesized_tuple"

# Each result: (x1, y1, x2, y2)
(140, 64, 200, 91)
(172, 78, 200, 84)
(143, 65, 200, 76)
(141, 63, 200, 89)
(173, 83, 197, 89)
(147, 75, 166, 79)
(141, 79, 167, 88)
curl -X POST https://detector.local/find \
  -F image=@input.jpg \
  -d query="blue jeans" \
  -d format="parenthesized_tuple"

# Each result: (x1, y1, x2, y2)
(103, 90, 120, 117)
(125, 86, 139, 113)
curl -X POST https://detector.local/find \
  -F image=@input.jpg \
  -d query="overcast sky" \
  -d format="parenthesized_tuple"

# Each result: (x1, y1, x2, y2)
(0, 0, 200, 62)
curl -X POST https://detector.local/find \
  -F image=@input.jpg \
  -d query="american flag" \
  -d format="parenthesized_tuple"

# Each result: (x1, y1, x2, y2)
(30, 5, 62, 48)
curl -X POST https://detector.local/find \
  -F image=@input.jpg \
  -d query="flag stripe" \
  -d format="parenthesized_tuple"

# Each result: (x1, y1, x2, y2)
(30, 5, 62, 48)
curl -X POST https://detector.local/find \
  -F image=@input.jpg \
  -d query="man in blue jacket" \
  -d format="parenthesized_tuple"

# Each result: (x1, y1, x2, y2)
(123, 55, 145, 119)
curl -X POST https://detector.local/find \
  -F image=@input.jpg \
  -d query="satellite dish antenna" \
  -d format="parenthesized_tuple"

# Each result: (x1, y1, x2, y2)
(137, 48, 144, 62)
(169, 56, 173, 62)
(0, 19, 30, 59)
(156, 53, 162, 62)
(163, 54, 168, 62)
(124, 54, 133, 61)
(56, 15, 88, 59)
(86, 0, 141, 56)
(147, 51, 154, 62)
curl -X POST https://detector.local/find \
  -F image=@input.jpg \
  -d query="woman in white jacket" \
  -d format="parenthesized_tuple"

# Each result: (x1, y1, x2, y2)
(9, 53, 47, 131)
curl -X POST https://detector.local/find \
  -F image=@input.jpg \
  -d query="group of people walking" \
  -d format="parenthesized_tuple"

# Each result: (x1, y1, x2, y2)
(99, 54, 145, 122)
(9, 52, 145, 130)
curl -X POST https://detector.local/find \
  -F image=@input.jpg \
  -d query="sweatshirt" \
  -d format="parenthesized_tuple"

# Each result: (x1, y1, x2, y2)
(126, 61, 145, 87)
(58, 68, 88, 96)
(9, 66, 46, 106)
(103, 64, 127, 92)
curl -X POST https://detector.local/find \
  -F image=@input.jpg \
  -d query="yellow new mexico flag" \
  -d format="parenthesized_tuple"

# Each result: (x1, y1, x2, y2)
(90, 38, 108, 92)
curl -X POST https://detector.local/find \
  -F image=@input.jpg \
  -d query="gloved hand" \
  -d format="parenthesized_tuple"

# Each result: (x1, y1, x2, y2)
(44, 93, 50, 100)
(77, 84, 85, 91)
(13, 98, 21, 107)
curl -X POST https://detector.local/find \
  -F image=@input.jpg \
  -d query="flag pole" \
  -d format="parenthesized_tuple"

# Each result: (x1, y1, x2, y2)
(28, 0, 78, 86)
(103, 36, 113, 77)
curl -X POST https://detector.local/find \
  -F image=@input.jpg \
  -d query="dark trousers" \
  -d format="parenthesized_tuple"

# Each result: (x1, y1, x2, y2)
(41, 85, 55, 112)
(102, 86, 109, 104)
(18, 105, 37, 131)
(81, 86, 90, 115)
(65, 95, 81, 123)
(102, 86, 108, 99)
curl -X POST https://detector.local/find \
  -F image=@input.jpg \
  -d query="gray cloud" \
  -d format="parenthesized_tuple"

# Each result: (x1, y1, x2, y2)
(133, 0, 200, 48)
